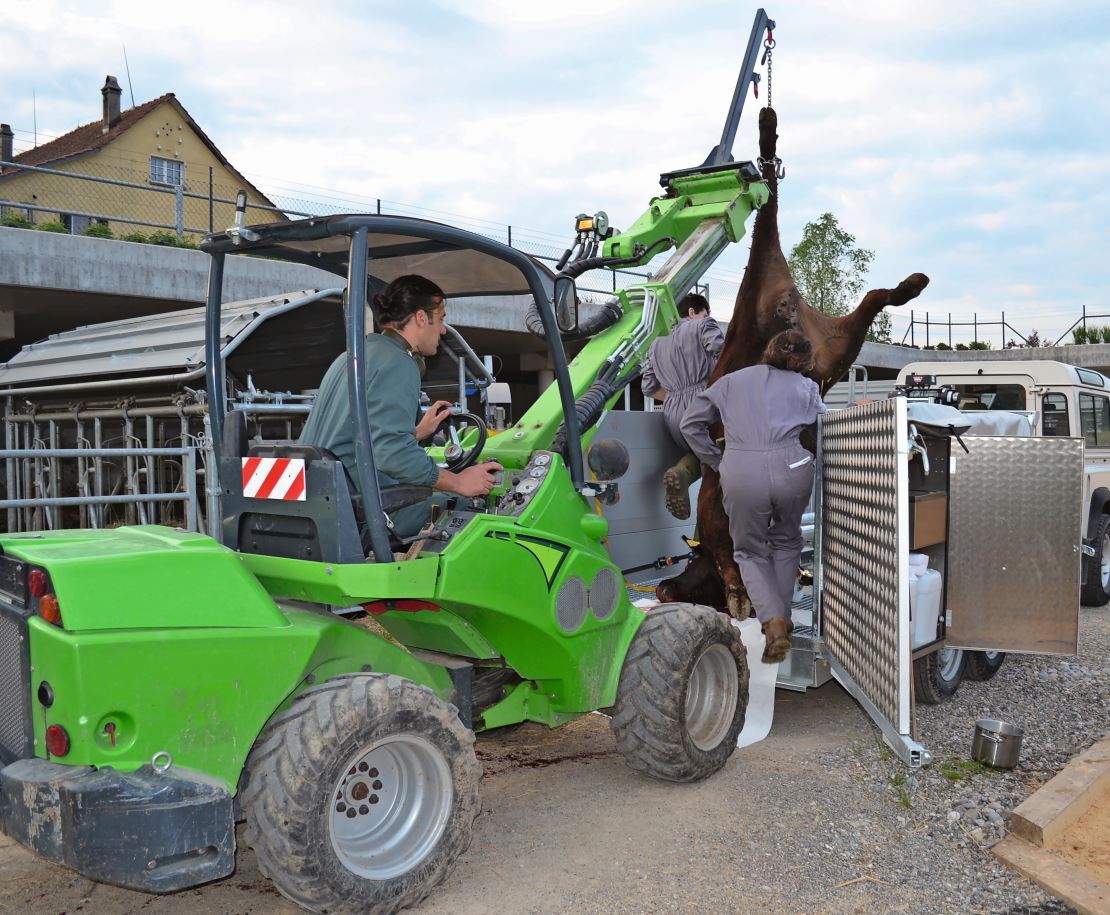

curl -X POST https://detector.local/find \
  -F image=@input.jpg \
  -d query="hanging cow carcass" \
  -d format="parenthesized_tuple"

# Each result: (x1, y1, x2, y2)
(657, 106, 930, 616)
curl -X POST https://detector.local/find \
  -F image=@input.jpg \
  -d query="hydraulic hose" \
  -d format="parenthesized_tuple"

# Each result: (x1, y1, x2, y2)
(525, 295, 624, 342)
(551, 361, 639, 459)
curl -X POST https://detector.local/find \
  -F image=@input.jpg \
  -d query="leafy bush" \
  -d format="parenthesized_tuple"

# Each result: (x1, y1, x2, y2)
(1073, 326, 1088, 345)
(1101, 325, 1110, 345)
(120, 231, 149, 243)
(37, 221, 69, 233)
(81, 222, 114, 239)
(0, 212, 33, 229)
(935, 342, 951, 350)
(968, 340, 990, 351)
(955, 343, 969, 351)
(147, 230, 180, 246)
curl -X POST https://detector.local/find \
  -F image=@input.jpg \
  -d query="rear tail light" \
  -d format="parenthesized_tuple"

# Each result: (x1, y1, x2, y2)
(28, 568, 48, 598)
(45, 725, 69, 757)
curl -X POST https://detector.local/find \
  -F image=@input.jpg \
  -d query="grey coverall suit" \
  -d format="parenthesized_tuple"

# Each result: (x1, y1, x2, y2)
(640, 317, 725, 450)
(680, 364, 826, 624)
(300, 333, 446, 539)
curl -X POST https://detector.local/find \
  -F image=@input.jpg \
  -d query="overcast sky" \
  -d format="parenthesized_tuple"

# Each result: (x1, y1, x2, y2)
(3, 0, 1109, 345)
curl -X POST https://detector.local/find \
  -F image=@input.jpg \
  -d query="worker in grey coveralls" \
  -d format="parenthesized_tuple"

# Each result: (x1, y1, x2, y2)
(300, 274, 502, 539)
(680, 330, 825, 663)
(640, 292, 724, 519)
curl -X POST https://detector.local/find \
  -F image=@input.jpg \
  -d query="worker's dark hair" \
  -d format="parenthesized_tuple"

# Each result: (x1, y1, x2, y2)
(373, 275, 445, 329)
(681, 292, 710, 316)
(762, 329, 815, 374)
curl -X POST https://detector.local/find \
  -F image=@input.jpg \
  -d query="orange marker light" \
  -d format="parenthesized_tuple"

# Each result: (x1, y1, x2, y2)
(39, 594, 61, 625)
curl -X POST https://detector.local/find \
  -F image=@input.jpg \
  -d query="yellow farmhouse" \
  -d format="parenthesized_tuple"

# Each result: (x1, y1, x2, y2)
(0, 77, 282, 241)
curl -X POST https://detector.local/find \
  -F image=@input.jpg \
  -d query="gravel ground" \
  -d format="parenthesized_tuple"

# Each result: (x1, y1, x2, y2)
(0, 604, 1105, 914)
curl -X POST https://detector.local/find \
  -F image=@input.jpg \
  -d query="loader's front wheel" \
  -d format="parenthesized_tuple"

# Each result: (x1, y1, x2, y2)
(242, 674, 480, 915)
(610, 602, 748, 782)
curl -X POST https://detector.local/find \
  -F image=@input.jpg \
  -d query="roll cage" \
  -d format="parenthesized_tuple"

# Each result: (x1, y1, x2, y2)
(201, 214, 583, 563)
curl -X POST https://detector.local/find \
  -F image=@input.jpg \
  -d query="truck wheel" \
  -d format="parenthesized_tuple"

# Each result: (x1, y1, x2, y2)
(242, 674, 480, 915)
(964, 650, 1006, 681)
(610, 602, 749, 782)
(913, 648, 965, 705)
(1081, 514, 1110, 606)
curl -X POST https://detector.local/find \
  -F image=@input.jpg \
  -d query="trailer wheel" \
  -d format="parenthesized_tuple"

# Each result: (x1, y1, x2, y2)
(241, 674, 480, 915)
(610, 602, 748, 782)
(964, 650, 1006, 681)
(1081, 514, 1110, 606)
(913, 648, 965, 705)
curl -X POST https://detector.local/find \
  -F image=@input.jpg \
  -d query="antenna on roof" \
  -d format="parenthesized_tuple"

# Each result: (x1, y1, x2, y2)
(122, 44, 136, 107)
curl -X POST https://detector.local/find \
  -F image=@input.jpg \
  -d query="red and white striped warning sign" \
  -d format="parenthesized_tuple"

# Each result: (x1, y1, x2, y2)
(241, 457, 306, 501)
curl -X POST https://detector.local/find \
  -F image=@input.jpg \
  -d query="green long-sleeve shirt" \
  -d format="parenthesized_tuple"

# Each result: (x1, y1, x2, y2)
(299, 333, 439, 491)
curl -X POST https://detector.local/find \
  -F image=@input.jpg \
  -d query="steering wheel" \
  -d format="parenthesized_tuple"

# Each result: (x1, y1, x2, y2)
(436, 411, 488, 472)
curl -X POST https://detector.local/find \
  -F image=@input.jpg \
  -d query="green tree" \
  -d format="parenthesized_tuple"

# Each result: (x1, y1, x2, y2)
(788, 212, 891, 343)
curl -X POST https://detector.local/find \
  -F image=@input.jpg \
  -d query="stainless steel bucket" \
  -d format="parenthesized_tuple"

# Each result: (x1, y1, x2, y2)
(971, 718, 1024, 769)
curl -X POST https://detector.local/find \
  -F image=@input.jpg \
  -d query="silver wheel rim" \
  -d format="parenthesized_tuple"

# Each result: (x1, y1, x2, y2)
(1101, 533, 1110, 589)
(328, 735, 453, 880)
(685, 643, 739, 751)
(938, 648, 963, 681)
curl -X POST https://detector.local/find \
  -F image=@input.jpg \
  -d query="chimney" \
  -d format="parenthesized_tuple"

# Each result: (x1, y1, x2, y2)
(101, 76, 122, 131)
(0, 124, 12, 171)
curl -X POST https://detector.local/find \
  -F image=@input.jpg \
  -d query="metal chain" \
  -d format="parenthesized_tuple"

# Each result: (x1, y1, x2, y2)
(764, 34, 775, 109)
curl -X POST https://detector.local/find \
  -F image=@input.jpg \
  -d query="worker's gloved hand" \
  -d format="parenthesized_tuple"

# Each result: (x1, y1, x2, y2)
(454, 461, 504, 498)
(416, 400, 453, 441)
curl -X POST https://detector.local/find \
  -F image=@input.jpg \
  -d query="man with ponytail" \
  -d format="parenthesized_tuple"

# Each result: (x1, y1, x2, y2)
(301, 274, 502, 538)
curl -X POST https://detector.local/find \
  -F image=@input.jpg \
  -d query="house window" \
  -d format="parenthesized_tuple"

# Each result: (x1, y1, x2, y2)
(149, 156, 184, 186)
(1079, 393, 1110, 448)
(1042, 393, 1070, 437)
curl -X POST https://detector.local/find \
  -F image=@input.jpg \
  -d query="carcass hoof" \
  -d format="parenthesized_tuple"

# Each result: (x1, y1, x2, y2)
(662, 467, 691, 520)
(726, 591, 751, 620)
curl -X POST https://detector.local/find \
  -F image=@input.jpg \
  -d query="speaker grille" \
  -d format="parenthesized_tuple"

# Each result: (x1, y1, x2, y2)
(555, 576, 587, 633)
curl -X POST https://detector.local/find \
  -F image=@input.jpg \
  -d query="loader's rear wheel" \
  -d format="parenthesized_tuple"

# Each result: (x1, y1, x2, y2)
(610, 602, 748, 782)
(242, 674, 480, 915)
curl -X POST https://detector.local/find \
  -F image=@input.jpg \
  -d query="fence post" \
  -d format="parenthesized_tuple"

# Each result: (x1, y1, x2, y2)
(974, 313, 978, 346)
(208, 167, 214, 232)
(910, 310, 915, 347)
(1083, 304, 1087, 337)
(174, 182, 185, 240)
(925, 312, 930, 348)
(377, 199, 381, 215)
(507, 225, 512, 247)
(948, 313, 952, 349)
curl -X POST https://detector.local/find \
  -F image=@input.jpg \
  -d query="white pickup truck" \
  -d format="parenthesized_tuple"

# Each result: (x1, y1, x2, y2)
(897, 359, 1110, 606)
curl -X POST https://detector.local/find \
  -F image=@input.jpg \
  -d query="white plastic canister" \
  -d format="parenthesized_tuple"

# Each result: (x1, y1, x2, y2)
(911, 569, 943, 648)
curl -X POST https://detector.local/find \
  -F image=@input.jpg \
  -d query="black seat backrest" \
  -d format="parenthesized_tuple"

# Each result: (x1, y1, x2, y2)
(219, 413, 368, 563)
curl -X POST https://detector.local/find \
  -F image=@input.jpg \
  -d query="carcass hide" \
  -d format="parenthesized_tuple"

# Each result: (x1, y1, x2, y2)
(657, 107, 929, 615)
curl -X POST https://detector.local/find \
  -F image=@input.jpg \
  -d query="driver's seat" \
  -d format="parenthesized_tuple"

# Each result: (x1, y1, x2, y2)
(220, 411, 430, 563)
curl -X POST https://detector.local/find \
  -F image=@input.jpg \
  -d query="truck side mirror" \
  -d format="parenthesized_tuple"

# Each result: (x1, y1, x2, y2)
(554, 276, 578, 333)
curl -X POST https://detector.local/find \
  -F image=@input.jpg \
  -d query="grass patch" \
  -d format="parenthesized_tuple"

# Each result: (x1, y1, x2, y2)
(897, 787, 913, 808)
(874, 733, 893, 761)
(938, 758, 992, 782)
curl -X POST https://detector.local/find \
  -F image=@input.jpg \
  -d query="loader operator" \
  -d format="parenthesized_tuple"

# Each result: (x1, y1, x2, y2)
(640, 292, 724, 519)
(300, 274, 502, 539)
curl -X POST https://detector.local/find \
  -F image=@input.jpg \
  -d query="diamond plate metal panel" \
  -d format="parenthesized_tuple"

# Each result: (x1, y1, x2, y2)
(0, 607, 32, 763)
(817, 399, 909, 733)
(947, 436, 1082, 654)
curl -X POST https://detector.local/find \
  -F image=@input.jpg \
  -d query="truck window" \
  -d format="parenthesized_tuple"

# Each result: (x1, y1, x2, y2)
(1042, 393, 1070, 436)
(1079, 393, 1110, 447)
(954, 383, 1026, 410)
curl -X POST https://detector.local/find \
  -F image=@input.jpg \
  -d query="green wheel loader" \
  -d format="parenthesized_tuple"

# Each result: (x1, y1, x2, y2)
(0, 10, 775, 913)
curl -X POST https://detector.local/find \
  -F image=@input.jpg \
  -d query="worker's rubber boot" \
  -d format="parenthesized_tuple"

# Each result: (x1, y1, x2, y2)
(662, 452, 702, 520)
(761, 617, 792, 664)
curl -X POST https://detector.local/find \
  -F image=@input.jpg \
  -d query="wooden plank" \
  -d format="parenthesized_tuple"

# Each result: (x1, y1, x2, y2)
(993, 836, 1109, 915)
(1011, 736, 1110, 847)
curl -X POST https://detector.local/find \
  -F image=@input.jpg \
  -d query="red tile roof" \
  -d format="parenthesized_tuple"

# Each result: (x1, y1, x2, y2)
(12, 93, 174, 168)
